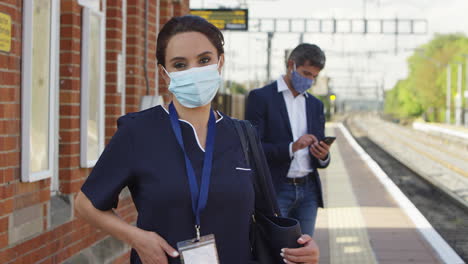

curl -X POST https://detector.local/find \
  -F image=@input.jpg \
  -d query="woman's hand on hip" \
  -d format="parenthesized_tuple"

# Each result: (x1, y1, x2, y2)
(281, 234, 319, 264)
(131, 229, 179, 264)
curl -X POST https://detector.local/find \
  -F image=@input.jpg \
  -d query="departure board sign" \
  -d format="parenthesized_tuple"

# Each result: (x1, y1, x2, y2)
(190, 9, 248, 31)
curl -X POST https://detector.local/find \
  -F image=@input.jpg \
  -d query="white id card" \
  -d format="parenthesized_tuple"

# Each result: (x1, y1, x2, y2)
(177, 234, 220, 264)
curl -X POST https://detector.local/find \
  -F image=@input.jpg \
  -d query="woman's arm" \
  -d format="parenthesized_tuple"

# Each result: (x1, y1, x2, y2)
(75, 191, 179, 264)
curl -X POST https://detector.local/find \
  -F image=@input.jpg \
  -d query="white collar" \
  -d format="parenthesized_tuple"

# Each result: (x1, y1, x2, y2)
(277, 75, 309, 98)
(160, 105, 224, 123)
(160, 105, 223, 152)
(277, 76, 289, 93)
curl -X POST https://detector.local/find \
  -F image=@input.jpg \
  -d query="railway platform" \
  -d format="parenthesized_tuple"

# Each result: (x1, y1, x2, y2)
(313, 123, 465, 264)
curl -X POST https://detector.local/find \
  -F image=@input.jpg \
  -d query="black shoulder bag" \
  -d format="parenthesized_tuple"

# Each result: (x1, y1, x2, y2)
(233, 120, 302, 264)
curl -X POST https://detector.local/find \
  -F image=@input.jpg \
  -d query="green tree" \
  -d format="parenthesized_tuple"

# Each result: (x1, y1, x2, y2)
(226, 80, 248, 94)
(385, 34, 468, 122)
(384, 79, 423, 118)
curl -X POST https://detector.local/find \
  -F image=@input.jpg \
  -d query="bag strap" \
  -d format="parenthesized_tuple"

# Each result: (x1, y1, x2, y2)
(241, 120, 279, 216)
(233, 119, 250, 167)
(233, 119, 280, 216)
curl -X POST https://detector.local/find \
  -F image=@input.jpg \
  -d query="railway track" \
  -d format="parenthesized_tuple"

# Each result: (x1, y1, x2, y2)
(344, 114, 468, 262)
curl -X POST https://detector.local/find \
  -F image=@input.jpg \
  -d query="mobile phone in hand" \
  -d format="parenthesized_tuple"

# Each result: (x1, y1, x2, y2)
(322, 136, 336, 145)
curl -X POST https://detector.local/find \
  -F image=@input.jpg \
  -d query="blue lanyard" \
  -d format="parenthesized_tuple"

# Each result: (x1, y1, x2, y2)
(169, 103, 216, 240)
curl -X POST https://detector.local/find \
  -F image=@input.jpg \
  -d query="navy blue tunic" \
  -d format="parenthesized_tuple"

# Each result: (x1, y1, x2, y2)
(81, 105, 255, 264)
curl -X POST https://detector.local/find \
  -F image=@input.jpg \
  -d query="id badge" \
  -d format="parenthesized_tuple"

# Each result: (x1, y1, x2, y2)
(177, 234, 220, 264)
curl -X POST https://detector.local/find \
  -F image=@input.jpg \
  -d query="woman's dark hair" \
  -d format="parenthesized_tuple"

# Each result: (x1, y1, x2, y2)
(156, 15, 225, 67)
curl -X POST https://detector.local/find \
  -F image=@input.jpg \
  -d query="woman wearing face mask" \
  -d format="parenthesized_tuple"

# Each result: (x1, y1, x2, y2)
(74, 15, 319, 264)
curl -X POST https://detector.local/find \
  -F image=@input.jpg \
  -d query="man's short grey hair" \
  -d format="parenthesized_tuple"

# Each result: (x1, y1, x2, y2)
(288, 43, 326, 70)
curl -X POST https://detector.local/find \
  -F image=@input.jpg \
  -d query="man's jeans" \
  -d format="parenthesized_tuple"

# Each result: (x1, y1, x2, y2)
(276, 177, 319, 237)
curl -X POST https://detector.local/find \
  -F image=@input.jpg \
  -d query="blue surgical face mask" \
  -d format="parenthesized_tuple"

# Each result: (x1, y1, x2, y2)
(163, 63, 222, 108)
(291, 63, 314, 94)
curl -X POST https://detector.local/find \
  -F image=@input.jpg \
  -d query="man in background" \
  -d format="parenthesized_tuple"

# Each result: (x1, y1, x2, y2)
(245, 43, 331, 236)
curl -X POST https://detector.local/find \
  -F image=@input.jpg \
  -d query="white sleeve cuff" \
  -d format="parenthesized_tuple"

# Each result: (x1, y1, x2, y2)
(289, 142, 294, 159)
(319, 154, 330, 165)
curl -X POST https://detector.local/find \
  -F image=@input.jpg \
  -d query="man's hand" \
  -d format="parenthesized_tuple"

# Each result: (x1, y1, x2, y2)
(292, 134, 317, 153)
(310, 141, 330, 160)
(281, 234, 319, 264)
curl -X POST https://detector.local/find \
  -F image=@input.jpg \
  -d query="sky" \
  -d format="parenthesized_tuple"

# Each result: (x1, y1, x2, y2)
(189, 0, 468, 99)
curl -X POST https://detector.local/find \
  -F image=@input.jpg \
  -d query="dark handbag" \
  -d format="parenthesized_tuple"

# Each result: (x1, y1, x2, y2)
(233, 120, 302, 264)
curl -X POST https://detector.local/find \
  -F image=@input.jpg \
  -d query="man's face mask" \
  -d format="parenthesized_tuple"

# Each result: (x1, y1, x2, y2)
(291, 63, 314, 94)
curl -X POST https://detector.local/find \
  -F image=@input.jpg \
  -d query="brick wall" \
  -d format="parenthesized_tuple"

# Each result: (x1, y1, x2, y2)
(0, 0, 24, 258)
(0, 0, 190, 263)
(158, 0, 190, 104)
(106, 0, 125, 142)
(60, 0, 84, 196)
(126, 0, 149, 113)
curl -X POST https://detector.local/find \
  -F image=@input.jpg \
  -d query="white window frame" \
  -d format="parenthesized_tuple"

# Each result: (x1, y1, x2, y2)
(155, 0, 160, 100)
(78, 0, 100, 10)
(80, 7, 106, 168)
(120, 0, 127, 115)
(21, 0, 60, 183)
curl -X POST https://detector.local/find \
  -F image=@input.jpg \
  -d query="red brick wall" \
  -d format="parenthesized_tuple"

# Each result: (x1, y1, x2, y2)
(158, 0, 190, 104)
(0, 0, 23, 255)
(126, 0, 190, 108)
(59, 0, 84, 196)
(0, 0, 191, 263)
(126, 0, 148, 113)
(106, 0, 125, 142)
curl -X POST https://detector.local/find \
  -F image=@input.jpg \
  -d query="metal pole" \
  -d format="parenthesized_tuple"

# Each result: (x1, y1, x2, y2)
(394, 17, 398, 55)
(381, 76, 385, 111)
(456, 63, 462, 125)
(446, 65, 451, 124)
(465, 57, 468, 127)
(363, 0, 367, 18)
(375, 81, 379, 102)
(266, 32, 273, 83)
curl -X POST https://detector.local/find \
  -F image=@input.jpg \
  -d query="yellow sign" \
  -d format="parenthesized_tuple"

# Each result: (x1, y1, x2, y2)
(190, 9, 248, 31)
(0, 12, 11, 52)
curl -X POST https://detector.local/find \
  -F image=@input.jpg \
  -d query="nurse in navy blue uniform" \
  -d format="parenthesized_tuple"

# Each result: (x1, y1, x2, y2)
(74, 15, 319, 264)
